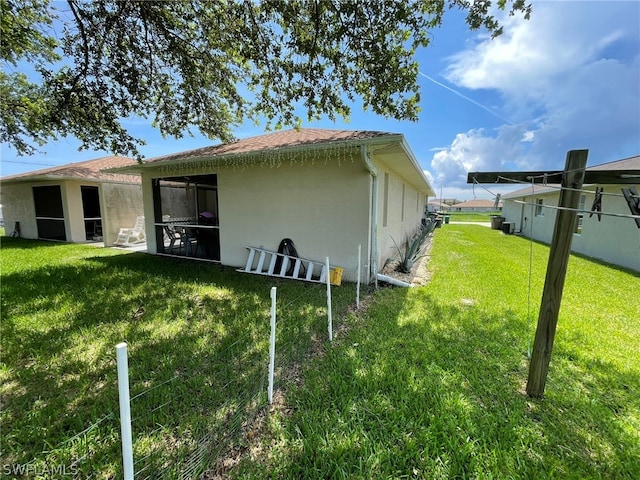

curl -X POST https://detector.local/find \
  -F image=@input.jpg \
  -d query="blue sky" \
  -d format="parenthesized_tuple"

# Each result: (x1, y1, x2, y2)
(2, 1, 639, 200)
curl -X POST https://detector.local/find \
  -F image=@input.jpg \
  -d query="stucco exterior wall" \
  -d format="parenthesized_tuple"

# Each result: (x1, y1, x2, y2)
(374, 161, 428, 271)
(502, 185, 640, 272)
(0, 182, 38, 238)
(0, 179, 142, 245)
(139, 142, 433, 284)
(222, 160, 371, 281)
(141, 155, 373, 282)
(0, 180, 75, 240)
(64, 181, 96, 242)
(101, 182, 144, 245)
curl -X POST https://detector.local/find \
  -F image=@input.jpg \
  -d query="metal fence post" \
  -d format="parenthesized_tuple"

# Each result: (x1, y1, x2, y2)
(268, 287, 277, 404)
(116, 342, 134, 480)
(326, 257, 333, 342)
(356, 244, 361, 309)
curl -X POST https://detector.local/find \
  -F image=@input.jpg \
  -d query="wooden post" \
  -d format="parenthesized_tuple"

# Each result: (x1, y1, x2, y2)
(526, 150, 588, 397)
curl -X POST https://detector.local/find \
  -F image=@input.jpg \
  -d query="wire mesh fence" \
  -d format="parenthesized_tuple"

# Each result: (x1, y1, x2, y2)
(4, 412, 120, 479)
(5, 278, 355, 479)
(129, 347, 269, 479)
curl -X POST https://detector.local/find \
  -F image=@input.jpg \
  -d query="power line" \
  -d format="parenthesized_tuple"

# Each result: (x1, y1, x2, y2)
(2, 160, 58, 167)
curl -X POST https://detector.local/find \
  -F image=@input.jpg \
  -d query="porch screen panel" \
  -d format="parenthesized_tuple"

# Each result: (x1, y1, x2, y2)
(81, 186, 102, 240)
(33, 185, 66, 240)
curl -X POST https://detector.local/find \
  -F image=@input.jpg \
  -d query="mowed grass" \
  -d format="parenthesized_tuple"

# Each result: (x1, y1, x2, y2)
(0, 237, 356, 477)
(237, 225, 640, 479)
(445, 211, 502, 222)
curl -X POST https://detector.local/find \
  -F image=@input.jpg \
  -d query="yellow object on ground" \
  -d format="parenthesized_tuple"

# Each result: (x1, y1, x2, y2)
(329, 267, 343, 286)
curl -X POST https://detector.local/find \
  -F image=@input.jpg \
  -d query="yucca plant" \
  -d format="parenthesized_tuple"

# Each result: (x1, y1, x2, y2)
(386, 220, 436, 273)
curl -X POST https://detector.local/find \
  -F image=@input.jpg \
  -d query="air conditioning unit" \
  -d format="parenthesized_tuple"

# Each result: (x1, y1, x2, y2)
(502, 222, 515, 234)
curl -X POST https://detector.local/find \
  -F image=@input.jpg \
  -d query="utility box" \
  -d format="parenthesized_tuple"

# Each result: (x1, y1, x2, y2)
(502, 222, 514, 234)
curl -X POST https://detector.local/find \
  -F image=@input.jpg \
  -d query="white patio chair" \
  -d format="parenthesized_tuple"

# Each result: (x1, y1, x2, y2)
(114, 216, 146, 245)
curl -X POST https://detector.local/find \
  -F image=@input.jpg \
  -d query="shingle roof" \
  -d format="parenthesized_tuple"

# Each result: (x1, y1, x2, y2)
(1, 156, 141, 184)
(139, 128, 398, 166)
(586, 154, 640, 171)
(451, 199, 500, 208)
(503, 184, 557, 198)
(503, 154, 640, 198)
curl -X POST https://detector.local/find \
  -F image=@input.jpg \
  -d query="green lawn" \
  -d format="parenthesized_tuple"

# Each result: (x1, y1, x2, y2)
(445, 211, 502, 222)
(237, 225, 640, 479)
(0, 238, 356, 477)
(1, 227, 638, 478)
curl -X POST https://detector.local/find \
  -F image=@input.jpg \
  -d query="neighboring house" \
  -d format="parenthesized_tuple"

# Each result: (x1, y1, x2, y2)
(450, 198, 502, 212)
(427, 199, 450, 213)
(502, 155, 640, 272)
(108, 128, 435, 283)
(0, 156, 142, 245)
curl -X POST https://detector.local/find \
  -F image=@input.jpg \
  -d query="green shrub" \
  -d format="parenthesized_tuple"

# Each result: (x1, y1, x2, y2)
(386, 220, 436, 273)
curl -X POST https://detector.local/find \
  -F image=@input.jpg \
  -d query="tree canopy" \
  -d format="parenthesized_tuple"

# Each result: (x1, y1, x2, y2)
(1, 0, 531, 157)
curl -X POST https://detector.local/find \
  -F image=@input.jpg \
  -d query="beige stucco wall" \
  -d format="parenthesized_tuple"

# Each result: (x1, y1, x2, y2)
(141, 155, 374, 283)
(64, 181, 97, 242)
(140, 145, 431, 283)
(0, 179, 142, 244)
(0, 180, 76, 240)
(221, 160, 372, 281)
(503, 185, 640, 272)
(0, 182, 39, 238)
(101, 182, 144, 245)
(374, 160, 429, 271)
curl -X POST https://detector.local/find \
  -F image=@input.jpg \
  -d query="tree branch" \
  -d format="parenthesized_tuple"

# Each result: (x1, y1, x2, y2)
(66, 0, 89, 88)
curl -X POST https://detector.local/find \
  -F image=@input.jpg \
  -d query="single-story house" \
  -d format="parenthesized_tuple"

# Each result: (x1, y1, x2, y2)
(501, 155, 640, 272)
(450, 198, 502, 212)
(0, 156, 142, 245)
(108, 128, 435, 283)
(427, 199, 450, 213)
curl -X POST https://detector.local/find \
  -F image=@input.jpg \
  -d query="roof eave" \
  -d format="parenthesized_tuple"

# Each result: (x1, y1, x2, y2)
(105, 133, 407, 175)
(1, 174, 140, 185)
(399, 137, 435, 196)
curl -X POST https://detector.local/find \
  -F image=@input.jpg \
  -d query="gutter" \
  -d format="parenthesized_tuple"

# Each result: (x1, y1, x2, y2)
(361, 146, 378, 285)
(376, 273, 412, 288)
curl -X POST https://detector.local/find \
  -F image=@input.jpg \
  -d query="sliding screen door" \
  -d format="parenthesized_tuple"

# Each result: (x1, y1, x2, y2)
(33, 185, 66, 240)
(81, 186, 102, 240)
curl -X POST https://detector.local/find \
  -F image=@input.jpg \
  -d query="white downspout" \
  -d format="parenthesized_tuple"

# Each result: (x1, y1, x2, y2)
(362, 146, 378, 286)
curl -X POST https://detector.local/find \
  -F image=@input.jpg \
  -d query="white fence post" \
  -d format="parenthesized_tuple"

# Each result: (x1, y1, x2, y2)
(326, 257, 333, 342)
(116, 342, 134, 480)
(356, 244, 361, 310)
(268, 287, 277, 404)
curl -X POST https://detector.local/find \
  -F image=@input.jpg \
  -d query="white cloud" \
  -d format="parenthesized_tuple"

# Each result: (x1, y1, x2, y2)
(423, 169, 435, 187)
(430, 0, 640, 188)
(426, 123, 533, 187)
(445, 2, 630, 96)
